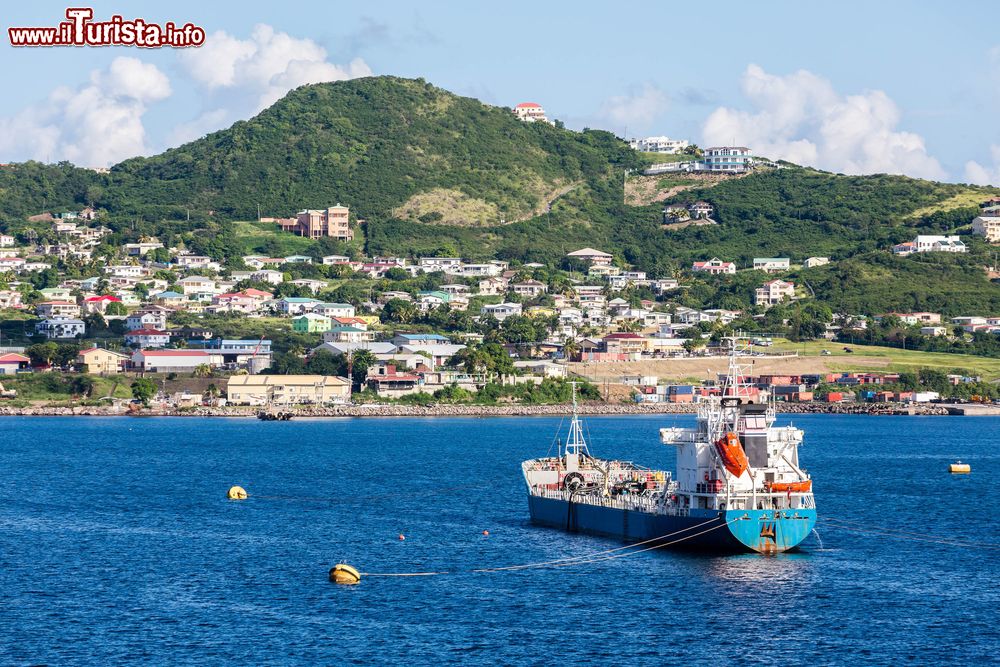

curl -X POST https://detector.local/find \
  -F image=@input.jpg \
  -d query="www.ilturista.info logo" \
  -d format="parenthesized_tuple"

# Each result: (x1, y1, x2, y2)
(8, 8, 205, 48)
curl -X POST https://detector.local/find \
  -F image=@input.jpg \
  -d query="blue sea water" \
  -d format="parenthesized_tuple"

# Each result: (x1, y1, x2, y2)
(0, 414, 998, 665)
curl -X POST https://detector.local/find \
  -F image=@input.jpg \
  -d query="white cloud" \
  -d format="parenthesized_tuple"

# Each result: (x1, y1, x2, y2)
(175, 24, 372, 140)
(703, 64, 946, 180)
(964, 145, 1000, 186)
(598, 84, 669, 131)
(0, 57, 171, 167)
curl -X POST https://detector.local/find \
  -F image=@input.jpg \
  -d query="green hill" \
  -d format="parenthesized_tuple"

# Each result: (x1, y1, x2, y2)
(1, 75, 999, 315)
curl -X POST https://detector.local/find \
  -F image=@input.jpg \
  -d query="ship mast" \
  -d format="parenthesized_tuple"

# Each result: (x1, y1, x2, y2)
(563, 381, 589, 471)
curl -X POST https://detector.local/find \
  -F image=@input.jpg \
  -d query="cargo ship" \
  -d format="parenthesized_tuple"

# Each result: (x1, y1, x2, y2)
(522, 338, 817, 554)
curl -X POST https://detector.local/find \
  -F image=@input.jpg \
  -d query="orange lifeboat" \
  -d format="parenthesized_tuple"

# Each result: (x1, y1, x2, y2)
(714, 432, 749, 478)
(767, 480, 812, 493)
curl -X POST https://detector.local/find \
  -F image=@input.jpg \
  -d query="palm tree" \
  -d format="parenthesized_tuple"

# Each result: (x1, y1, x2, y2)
(562, 336, 579, 361)
(192, 363, 212, 378)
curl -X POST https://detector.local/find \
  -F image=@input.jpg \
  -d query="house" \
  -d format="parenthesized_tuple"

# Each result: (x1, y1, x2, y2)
(311, 302, 356, 318)
(0, 290, 24, 309)
(130, 349, 223, 372)
(152, 291, 188, 307)
(687, 201, 714, 219)
(284, 255, 313, 264)
(884, 312, 942, 325)
(629, 136, 689, 154)
(803, 257, 830, 268)
(175, 254, 221, 271)
(36, 301, 81, 318)
(251, 269, 284, 285)
(125, 328, 171, 348)
(277, 205, 352, 241)
(392, 333, 451, 347)
(512, 360, 567, 378)
(312, 342, 397, 357)
(417, 291, 451, 311)
(39, 287, 74, 301)
(177, 276, 217, 295)
(77, 347, 128, 374)
(512, 102, 549, 123)
(566, 248, 613, 266)
(920, 326, 948, 337)
(82, 295, 121, 314)
(971, 213, 1000, 243)
(752, 258, 790, 273)
(124, 240, 164, 256)
(276, 297, 320, 315)
(754, 280, 795, 307)
(292, 313, 333, 333)
(211, 289, 272, 315)
(0, 353, 30, 375)
(322, 326, 375, 343)
(366, 366, 422, 398)
(603, 332, 649, 355)
(126, 306, 171, 331)
(700, 146, 754, 172)
(35, 318, 86, 339)
(895, 235, 967, 254)
(227, 375, 351, 405)
(0, 234, 15, 248)
(213, 339, 273, 372)
(396, 343, 467, 367)
(478, 277, 509, 295)
(692, 258, 736, 275)
(321, 254, 351, 265)
(289, 279, 327, 294)
(481, 302, 523, 321)
(511, 280, 548, 297)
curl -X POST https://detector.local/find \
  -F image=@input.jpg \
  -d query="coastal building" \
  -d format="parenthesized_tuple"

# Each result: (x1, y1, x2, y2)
(311, 302, 356, 319)
(566, 248, 613, 266)
(0, 290, 24, 309)
(752, 258, 791, 273)
(126, 307, 170, 331)
(481, 302, 523, 321)
(803, 257, 830, 268)
(701, 146, 754, 172)
(512, 102, 549, 123)
(0, 352, 30, 375)
(76, 347, 128, 374)
(35, 318, 86, 339)
(971, 211, 1000, 243)
(82, 295, 122, 314)
(130, 349, 223, 373)
(754, 279, 796, 307)
(893, 235, 966, 255)
(511, 280, 548, 297)
(629, 136, 690, 154)
(124, 328, 171, 348)
(691, 258, 736, 275)
(292, 313, 333, 333)
(278, 205, 352, 241)
(227, 374, 350, 405)
(36, 301, 81, 319)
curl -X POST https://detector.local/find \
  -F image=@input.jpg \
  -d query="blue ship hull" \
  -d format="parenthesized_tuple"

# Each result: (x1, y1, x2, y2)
(528, 495, 817, 554)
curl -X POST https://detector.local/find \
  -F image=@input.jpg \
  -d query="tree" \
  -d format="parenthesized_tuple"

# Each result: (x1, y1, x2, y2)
(131, 378, 158, 405)
(382, 298, 418, 323)
(26, 342, 59, 366)
(69, 375, 95, 397)
(349, 349, 376, 386)
(682, 337, 707, 354)
(105, 301, 128, 316)
(192, 364, 213, 378)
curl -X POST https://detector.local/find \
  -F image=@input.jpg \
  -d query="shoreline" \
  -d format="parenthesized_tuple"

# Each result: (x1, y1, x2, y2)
(0, 402, 960, 418)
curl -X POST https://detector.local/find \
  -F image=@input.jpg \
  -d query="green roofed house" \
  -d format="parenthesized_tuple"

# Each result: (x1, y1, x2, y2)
(292, 313, 332, 333)
(417, 290, 451, 312)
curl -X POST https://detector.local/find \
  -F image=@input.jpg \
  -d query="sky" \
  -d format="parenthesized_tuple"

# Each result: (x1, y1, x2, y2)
(1, 1, 998, 185)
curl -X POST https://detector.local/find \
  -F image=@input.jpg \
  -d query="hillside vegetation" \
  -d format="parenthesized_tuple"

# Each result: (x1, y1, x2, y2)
(1, 75, 999, 316)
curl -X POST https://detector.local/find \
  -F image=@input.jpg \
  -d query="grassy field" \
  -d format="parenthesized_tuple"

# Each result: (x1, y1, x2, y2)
(230, 221, 315, 255)
(768, 339, 1000, 380)
(904, 188, 998, 221)
(636, 152, 691, 166)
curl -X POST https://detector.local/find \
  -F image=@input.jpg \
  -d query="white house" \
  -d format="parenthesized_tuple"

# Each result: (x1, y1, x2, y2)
(124, 328, 171, 348)
(481, 302, 523, 321)
(803, 257, 830, 268)
(35, 318, 86, 339)
(754, 280, 795, 307)
(692, 258, 736, 275)
(752, 258, 790, 273)
(629, 136, 690, 154)
(311, 302, 356, 318)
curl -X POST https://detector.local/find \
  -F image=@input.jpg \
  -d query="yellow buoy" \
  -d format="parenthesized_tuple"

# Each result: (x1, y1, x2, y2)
(949, 462, 971, 474)
(227, 485, 248, 500)
(329, 563, 361, 585)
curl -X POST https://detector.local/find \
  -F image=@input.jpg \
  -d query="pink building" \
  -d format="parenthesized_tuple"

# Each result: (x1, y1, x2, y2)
(278, 205, 352, 240)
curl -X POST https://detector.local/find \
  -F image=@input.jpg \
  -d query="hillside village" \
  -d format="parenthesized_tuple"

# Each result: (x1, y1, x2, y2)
(2, 183, 1000, 409)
